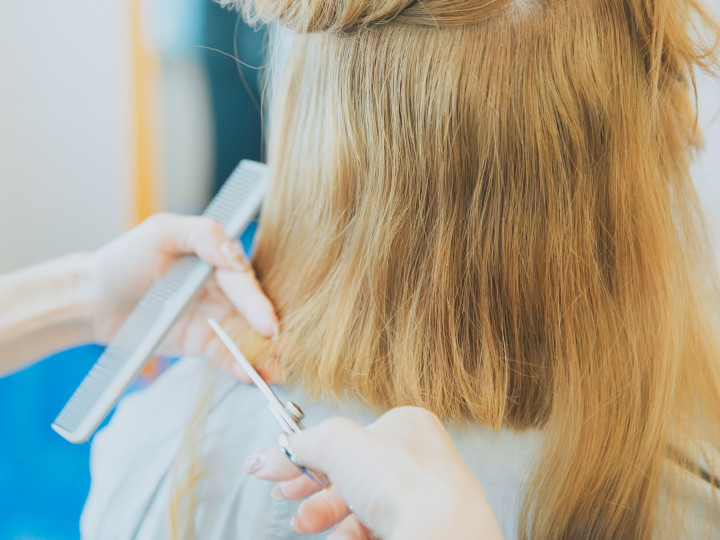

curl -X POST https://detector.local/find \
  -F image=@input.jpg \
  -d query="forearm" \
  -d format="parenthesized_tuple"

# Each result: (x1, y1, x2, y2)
(0, 252, 95, 376)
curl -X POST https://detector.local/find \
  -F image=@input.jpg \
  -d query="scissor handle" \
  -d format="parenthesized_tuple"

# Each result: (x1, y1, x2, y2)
(269, 402, 304, 434)
(278, 433, 332, 489)
(285, 401, 305, 424)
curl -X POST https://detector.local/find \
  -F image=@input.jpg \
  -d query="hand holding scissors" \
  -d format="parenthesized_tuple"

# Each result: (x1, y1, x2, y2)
(241, 408, 503, 540)
(207, 318, 330, 489)
(208, 319, 501, 540)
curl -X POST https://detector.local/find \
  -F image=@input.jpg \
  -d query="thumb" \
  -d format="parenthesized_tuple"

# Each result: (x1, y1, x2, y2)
(288, 418, 371, 476)
(146, 213, 235, 270)
(287, 419, 406, 537)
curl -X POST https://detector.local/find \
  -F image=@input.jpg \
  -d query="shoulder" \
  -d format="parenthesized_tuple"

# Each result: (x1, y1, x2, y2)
(80, 358, 327, 540)
(451, 425, 542, 540)
(80, 360, 541, 539)
(663, 452, 720, 538)
(81, 357, 211, 539)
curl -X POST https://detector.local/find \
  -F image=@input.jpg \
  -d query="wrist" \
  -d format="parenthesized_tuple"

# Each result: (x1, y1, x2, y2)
(80, 250, 117, 344)
(41, 251, 97, 341)
(71, 252, 97, 333)
(0, 251, 96, 375)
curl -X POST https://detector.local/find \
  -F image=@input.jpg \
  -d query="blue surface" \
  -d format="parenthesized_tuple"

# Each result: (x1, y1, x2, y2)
(0, 345, 103, 540)
(0, 223, 258, 539)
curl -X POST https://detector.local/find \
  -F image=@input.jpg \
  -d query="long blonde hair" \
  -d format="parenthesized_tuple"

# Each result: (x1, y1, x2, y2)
(179, 0, 720, 537)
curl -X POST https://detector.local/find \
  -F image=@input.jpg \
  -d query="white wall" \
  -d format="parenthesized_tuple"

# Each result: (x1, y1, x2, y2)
(0, 1, 132, 273)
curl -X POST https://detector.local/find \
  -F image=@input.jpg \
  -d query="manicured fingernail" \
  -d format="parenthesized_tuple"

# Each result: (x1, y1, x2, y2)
(270, 484, 285, 501)
(271, 324, 279, 342)
(290, 516, 304, 534)
(220, 240, 250, 272)
(219, 239, 241, 256)
(244, 452, 265, 475)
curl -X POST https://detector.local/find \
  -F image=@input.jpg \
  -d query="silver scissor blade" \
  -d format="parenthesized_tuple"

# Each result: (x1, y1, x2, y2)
(207, 318, 285, 410)
(208, 319, 328, 489)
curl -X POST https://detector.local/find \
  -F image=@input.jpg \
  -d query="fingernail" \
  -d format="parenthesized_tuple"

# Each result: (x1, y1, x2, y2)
(244, 452, 265, 475)
(290, 516, 304, 534)
(220, 240, 250, 272)
(278, 432, 291, 449)
(270, 484, 285, 501)
(219, 239, 241, 256)
(271, 323, 279, 342)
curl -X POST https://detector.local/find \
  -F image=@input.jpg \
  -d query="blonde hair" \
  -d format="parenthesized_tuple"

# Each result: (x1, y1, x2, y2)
(176, 0, 720, 537)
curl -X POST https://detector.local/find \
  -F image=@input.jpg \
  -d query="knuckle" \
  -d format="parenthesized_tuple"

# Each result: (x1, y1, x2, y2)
(138, 213, 171, 245)
(147, 211, 171, 225)
(141, 212, 172, 235)
(319, 417, 357, 437)
(193, 218, 225, 246)
(207, 219, 225, 237)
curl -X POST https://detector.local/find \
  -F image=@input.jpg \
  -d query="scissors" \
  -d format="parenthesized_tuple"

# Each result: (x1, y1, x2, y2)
(207, 318, 331, 489)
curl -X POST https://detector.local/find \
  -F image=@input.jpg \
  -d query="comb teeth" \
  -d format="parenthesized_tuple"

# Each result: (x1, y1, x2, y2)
(52, 257, 205, 435)
(206, 174, 254, 222)
(52, 160, 268, 443)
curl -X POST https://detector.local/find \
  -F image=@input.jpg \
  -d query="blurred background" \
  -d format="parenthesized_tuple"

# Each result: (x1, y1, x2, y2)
(0, 1, 719, 538)
(0, 0, 265, 537)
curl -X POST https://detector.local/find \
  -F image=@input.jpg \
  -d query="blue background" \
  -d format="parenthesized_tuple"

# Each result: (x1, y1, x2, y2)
(0, 345, 103, 540)
(0, 223, 256, 539)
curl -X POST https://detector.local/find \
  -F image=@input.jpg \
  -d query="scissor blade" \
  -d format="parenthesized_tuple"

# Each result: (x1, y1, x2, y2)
(207, 318, 285, 410)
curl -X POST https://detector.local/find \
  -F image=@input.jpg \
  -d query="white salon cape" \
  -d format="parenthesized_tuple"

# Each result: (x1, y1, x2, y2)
(81, 357, 718, 539)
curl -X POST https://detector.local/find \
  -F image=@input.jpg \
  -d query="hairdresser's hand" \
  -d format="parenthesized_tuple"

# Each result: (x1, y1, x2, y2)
(245, 407, 502, 540)
(87, 212, 280, 381)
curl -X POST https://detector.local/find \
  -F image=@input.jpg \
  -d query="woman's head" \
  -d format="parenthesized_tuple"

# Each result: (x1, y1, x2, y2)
(212, 0, 720, 536)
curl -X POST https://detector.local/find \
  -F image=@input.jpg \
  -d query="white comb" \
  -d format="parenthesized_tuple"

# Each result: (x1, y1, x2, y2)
(52, 160, 269, 443)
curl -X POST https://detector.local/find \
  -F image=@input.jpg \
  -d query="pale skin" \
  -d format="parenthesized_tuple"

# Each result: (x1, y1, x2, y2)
(0, 212, 501, 538)
(0, 212, 279, 381)
(245, 407, 504, 540)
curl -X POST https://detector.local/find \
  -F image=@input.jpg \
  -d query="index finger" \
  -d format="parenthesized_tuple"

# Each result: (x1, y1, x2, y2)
(145, 213, 233, 270)
(248, 445, 305, 482)
(215, 268, 278, 339)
